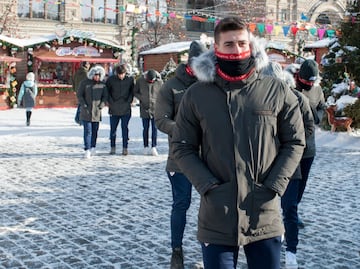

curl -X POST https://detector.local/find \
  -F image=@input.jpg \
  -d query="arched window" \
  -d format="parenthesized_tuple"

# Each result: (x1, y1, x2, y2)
(17, 0, 59, 20)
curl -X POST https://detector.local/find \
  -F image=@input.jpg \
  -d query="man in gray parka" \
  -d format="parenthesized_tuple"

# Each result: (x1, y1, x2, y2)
(171, 17, 305, 269)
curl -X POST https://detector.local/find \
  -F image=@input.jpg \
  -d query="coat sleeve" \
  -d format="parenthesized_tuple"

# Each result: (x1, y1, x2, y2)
(76, 80, 87, 107)
(154, 83, 176, 136)
(105, 79, 113, 105)
(17, 83, 25, 106)
(133, 78, 141, 101)
(263, 89, 305, 196)
(171, 90, 220, 196)
(127, 78, 135, 104)
(99, 85, 108, 109)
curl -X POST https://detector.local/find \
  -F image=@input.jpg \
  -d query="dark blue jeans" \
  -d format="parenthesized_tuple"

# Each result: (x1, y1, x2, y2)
(142, 118, 157, 147)
(281, 178, 300, 253)
(82, 121, 99, 150)
(167, 172, 192, 249)
(110, 113, 131, 148)
(201, 236, 282, 269)
(298, 157, 314, 204)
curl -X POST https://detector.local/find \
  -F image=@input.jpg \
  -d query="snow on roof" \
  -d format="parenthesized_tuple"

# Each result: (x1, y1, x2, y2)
(0, 34, 56, 48)
(139, 41, 193, 55)
(266, 41, 287, 50)
(0, 34, 124, 51)
(304, 37, 337, 49)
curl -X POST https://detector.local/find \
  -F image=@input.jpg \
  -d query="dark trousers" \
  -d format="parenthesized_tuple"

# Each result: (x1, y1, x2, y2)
(297, 157, 314, 204)
(142, 118, 157, 148)
(110, 113, 131, 148)
(167, 172, 192, 249)
(82, 121, 99, 150)
(201, 236, 282, 269)
(281, 178, 300, 253)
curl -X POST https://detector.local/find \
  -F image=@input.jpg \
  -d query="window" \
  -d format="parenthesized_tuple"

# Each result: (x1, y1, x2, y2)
(17, 0, 59, 20)
(81, 0, 118, 24)
(81, 0, 92, 22)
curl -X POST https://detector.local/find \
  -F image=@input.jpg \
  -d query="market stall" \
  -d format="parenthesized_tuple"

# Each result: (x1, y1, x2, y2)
(0, 32, 124, 108)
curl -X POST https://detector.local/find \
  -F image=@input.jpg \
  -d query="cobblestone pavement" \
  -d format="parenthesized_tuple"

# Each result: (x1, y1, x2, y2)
(0, 108, 359, 269)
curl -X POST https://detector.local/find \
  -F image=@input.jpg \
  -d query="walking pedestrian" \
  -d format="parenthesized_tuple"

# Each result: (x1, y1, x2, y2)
(77, 65, 108, 159)
(171, 17, 305, 269)
(106, 64, 135, 156)
(134, 69, 163, 156)
(262, 62, 315, 269)
(293, 59, 325, 227)
(73, 61, 90, 125)
(154, 40, 207, 269)
(17, 72, 38, 126)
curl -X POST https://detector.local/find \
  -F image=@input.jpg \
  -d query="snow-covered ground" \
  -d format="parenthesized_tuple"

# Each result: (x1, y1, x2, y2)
(0, 107, 359, 269)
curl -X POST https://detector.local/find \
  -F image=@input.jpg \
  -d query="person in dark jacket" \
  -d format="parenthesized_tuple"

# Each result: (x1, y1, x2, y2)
(77, 65, 108, 159)
(154, 40, 207, 269)
(73, 61, 90, 125)
(106, 64, 134, 156)
(171, 17, 305, 269)
(17, 72, 38, 126)
(262, 62, 315, 269)
(288, 60, 325, 229)
(134, 69, 163, 156)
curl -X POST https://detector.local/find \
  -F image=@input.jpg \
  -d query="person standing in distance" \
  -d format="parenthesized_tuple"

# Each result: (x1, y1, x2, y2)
(171, 17, 305, 269)
(134, 69, 163, 156)
(73, 61, 90, 125)
(106, 64, 135, 156)
(77, 65, 108, 159)
(17, 72, 38, 126)
(155, 40, 207, 269)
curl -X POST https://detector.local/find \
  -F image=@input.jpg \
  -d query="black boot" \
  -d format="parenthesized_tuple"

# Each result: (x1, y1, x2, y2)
(170, 247, 184, 269)
(26, 111, 32, 126)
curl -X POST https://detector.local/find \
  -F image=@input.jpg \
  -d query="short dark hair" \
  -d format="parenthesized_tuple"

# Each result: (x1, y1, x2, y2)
(115, 64, 127, 75)
(214, 17, 248, 44)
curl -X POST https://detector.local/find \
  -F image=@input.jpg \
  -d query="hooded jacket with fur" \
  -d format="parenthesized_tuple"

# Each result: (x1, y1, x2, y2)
(77, 65, 108, 122)
(171, 36, 305, 246)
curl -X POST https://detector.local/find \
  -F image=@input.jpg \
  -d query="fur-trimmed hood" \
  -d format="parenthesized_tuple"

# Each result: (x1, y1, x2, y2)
(191, 35, 269, 83)
(87, 65, 106, 81)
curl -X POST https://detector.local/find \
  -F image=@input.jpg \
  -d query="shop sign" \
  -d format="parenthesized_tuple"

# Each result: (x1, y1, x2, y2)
(56, 46, 101, 57)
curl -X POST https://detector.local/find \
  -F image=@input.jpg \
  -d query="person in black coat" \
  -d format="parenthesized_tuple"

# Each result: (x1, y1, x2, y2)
(106, 64, 135, 156)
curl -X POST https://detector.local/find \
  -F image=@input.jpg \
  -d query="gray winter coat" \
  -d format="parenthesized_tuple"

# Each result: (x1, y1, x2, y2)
(155, 63, 198, 172)
(171, 37, 305, 247)
(106, 74, 134, 116)
(77, 66, 107, 122)
(134, 73, 163, 119)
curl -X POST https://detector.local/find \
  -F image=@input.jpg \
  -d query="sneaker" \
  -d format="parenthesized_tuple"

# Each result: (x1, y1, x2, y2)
(297, 217, 305, 229)
(90, 147, 96, 156)
(110, 147, 116, 155)
(170, 247, 184, 269)
(84, 150, 91, 159)
(151, 147, 159, 156)
(122, 148, 128, 156)
(285, 251, 298, 269)
(143, 147, 150, 155)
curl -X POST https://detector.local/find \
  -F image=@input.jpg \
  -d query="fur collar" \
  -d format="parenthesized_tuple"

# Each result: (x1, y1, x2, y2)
(190, 35, 269, 83)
